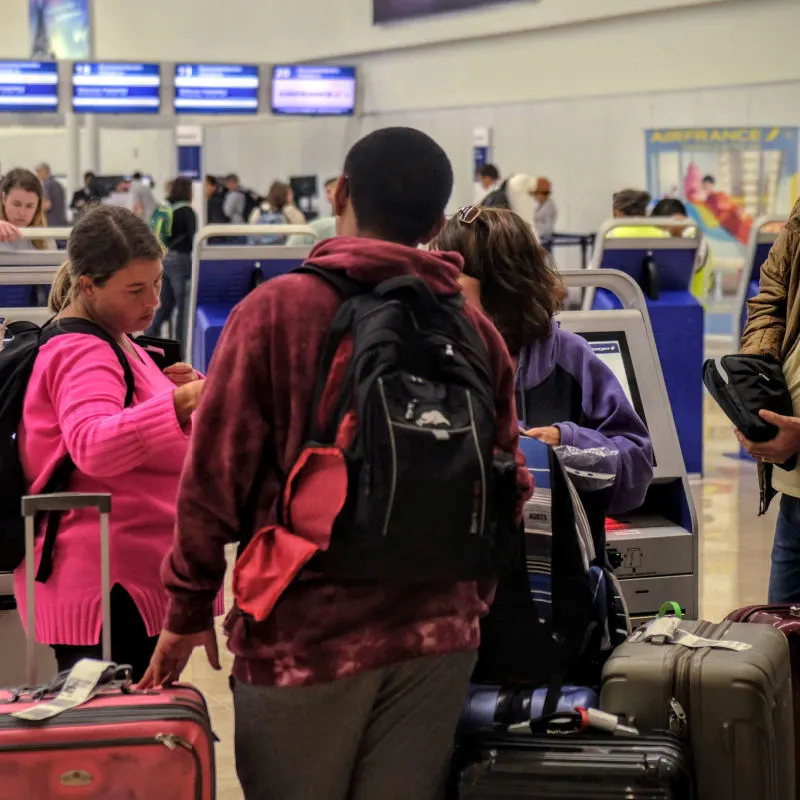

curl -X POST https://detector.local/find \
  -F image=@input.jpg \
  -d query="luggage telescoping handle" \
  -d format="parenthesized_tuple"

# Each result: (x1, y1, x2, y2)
(21, 493, 112, 687)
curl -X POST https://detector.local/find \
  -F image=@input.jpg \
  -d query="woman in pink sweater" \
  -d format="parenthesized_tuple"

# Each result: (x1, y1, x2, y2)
(16, 204, 210, 681)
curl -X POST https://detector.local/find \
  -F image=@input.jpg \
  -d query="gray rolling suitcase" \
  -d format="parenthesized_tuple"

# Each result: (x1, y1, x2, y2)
(601, 618, 795, 800)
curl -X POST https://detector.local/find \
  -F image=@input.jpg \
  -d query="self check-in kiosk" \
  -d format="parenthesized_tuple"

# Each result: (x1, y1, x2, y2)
(735, 216, 785, 345)
(186, 224, 315, 373)
(562, 269, 698, 621)
(582, 218, 704, 476)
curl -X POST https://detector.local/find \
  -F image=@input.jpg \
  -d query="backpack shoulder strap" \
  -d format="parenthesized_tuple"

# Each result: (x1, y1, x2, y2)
(41, 319, 135, 406)
(292, 266, 370, 442)
(292, 265, 368, 301)
(34, 320, 136, 583)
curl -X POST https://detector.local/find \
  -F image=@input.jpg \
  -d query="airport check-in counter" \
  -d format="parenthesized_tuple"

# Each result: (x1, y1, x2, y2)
(735, 215, 785, 345)
(560, 270, 698, 621)
(186, 224, 315, 373)
(582, 218, 704, 476)
(0, 228, 72, 329)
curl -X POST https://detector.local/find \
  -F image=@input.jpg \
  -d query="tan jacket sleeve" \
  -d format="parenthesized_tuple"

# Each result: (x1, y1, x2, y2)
(741, 215, 800, 359)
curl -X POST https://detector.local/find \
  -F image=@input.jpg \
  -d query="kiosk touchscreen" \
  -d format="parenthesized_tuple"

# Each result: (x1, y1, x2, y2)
(558, 309, 697, 621)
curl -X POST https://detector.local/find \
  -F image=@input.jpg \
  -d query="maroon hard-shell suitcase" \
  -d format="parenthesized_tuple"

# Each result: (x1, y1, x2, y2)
(726, 603, 800, 799)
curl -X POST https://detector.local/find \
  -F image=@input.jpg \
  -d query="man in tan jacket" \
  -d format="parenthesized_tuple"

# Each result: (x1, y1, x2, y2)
(740, 197, 800, 601)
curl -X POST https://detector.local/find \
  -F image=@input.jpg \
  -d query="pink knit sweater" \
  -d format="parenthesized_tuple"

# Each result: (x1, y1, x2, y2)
(15, 333, 192, 645)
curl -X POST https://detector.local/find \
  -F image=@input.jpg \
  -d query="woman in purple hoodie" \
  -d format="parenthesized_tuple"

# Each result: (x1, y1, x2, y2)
(432, 206, 653, 538)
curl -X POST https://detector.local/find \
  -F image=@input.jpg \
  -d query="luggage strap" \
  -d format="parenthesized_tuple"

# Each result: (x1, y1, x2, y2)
(631, 617, 752, 651)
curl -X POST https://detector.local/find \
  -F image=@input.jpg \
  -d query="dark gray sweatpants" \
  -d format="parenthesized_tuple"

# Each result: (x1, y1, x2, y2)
(233, 651, 477, 800)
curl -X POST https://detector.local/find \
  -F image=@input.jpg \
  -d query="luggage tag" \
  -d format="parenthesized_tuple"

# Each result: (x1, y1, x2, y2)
(11, 659, 114, 721)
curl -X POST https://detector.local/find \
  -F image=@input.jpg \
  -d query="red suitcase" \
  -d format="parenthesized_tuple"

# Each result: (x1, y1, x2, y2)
(726, 603, 800, 800)
(0, 493, 217, 798)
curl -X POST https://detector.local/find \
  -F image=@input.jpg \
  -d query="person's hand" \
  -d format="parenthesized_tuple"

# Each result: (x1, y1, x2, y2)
(137, 629, 221, 690)
(0, 221, 22, 245)
(735, 410, 800, 464)
(173, 379, 205, 425)
(164, 362, 200, 386)
(524, 426, 562, 447)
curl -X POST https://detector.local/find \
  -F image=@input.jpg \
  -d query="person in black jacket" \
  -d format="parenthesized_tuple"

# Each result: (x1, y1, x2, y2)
(205, 175, 229, 225)
(70, 171, 104, 220)
(146, 177, 197, 353)
(476, 164, 510, 209)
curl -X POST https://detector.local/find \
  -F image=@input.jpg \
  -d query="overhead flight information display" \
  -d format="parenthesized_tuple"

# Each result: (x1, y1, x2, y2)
(271, 65, 356, 117)
(174, 64, 260, 115)
(72, 62, 161, 114)
(0, 61, 58, 113)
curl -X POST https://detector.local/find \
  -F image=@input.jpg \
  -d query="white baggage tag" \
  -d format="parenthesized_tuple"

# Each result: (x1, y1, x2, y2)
(635, 618, 752, 652)
(12, 659, 115, 721)
(671, 631, 752, 652)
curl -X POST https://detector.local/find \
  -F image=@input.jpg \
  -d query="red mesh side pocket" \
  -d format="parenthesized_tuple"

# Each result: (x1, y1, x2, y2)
(233, 446, 349, 621)
(284, 446, 349, 548)
(233, 525, 319, 621)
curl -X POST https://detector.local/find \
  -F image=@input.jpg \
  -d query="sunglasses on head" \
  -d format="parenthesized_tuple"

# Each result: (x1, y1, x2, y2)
(456, 205, 483, 225)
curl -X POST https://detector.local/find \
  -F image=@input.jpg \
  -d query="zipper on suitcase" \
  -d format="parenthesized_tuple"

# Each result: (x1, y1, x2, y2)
(670, 619, 713, 740)
(0, 703, 213, 734)
(0, 733, 204, 799)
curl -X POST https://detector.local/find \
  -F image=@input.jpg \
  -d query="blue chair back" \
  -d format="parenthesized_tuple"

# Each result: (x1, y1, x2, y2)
(192, 255, 306, 372)
(598, 246, 697, 293)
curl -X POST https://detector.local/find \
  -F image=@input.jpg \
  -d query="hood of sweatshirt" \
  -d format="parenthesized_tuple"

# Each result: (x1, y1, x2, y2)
(304, 236, 465, 295)
(516, 319, 561, 389)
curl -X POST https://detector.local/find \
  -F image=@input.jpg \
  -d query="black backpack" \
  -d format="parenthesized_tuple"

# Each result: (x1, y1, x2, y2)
(292, 266, 521, 581)
(480, 179, 511, 209)
(0, 319, 134, 581)
(242, 188, 263, 222)
(473, 438, 629, 713)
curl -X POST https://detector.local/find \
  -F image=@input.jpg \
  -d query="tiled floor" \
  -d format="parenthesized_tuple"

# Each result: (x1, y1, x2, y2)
(189, 386, 778, 800)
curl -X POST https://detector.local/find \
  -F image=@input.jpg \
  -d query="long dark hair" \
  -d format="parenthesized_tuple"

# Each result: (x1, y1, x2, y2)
(266, 181, 289, 212)
(431, 207, 564, 355)
(168, 177, 193, 204)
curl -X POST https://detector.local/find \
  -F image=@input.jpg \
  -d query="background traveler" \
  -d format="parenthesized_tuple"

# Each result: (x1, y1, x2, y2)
(35, 162, 67, 228)
(130, 171, 158, 223)
(145, 177, 198, 352)
(0, 168, 54, 251)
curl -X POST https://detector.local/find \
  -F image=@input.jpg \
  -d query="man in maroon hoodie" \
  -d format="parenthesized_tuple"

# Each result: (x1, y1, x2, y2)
(141, 127, 531, 799)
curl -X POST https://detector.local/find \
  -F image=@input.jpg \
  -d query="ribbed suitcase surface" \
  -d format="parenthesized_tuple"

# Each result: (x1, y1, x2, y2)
(601, 619, 794, 800)
(457, 732, 691, 798)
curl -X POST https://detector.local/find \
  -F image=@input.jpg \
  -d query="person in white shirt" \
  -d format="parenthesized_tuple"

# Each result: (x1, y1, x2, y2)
(223, 174, 246, 225)
(130, 172, 158, 223)
(529, 177, 558, 246)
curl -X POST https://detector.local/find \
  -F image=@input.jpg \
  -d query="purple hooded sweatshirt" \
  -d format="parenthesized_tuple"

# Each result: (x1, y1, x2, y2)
(515, 320, 654, 514)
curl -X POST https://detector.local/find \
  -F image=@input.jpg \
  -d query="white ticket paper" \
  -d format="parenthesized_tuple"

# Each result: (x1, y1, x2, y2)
(12, 659, 114, 722)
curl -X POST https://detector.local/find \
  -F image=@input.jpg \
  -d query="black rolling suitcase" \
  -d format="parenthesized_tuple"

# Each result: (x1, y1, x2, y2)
(456, 730, 692, 798)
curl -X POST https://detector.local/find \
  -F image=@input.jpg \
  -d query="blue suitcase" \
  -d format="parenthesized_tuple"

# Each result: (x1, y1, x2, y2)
(458, 684, 598, 736)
